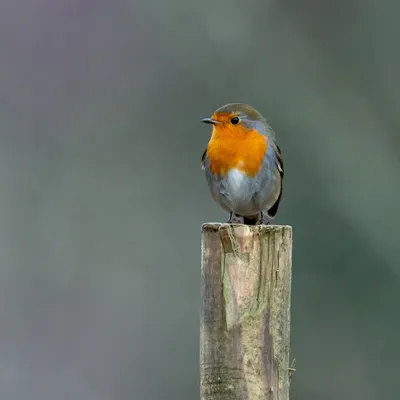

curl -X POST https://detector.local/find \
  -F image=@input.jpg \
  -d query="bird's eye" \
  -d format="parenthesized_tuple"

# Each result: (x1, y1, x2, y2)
(230, 117, 240, 125)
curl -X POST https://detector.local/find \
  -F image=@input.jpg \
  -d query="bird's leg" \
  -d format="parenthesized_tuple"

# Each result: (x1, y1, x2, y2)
(257, 211, 271, 226)
(228, 212, 270, 225)
(228, 212, 245, 224)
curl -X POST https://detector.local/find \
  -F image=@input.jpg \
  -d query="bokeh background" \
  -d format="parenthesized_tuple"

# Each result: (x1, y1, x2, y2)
(0, 0, 399, 399)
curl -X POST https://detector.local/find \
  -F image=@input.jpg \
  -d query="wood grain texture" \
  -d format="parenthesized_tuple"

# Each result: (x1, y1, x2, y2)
(200, 223, 292, 400)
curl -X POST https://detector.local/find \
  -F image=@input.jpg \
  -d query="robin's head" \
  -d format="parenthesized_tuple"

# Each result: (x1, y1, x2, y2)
(201, 103, 271, 177)
(202, 103, 270, 137)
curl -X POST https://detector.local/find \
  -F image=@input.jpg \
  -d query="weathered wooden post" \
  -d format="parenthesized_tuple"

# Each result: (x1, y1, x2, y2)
(200, 223, 293, 400)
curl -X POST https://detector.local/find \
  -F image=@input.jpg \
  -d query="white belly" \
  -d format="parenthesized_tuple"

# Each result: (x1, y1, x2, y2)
(226, 168, 246, 196)
(224, 168, 257, 214)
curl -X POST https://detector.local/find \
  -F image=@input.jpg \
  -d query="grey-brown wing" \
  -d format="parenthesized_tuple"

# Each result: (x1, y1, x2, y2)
(266, 144, 284, 217)
(201, 148, 207, 169)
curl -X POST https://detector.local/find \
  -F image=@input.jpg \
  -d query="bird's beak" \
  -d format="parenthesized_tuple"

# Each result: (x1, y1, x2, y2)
(201, 117, 220, 125)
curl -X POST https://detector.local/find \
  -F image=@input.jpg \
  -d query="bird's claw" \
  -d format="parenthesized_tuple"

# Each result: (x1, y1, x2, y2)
(228, 212, 271, 225)
(227, 212, 244, 224)
(258, 212, 271, 225)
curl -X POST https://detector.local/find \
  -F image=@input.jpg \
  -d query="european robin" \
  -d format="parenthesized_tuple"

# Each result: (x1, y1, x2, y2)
(201, 103, 284, 225)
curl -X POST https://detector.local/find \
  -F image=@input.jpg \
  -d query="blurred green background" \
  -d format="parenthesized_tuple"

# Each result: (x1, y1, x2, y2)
(1, 0, 399, 399)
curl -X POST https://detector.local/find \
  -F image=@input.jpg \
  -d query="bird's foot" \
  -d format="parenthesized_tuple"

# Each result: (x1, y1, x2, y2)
(228, 212, 270, 226)
(244, 212, 270, 225)
(257, 212, 271, 226)
(227, 212, 245, 224)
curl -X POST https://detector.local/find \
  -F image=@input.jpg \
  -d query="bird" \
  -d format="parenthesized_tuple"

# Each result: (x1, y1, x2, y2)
(201, 103, 284, 225)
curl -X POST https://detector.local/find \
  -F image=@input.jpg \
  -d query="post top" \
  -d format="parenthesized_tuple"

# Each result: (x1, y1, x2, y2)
(201, 223, 292, 233)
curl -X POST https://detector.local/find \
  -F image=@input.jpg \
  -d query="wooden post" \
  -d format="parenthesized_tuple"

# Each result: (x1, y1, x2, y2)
(200, 223, 293, 400)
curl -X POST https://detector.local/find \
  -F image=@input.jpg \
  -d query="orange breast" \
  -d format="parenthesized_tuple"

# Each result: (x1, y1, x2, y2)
(206, 125, 268, 177)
